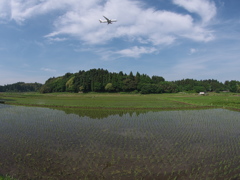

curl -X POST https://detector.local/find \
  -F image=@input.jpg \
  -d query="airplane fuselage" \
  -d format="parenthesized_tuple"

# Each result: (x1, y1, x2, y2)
(99, 16, 117, 24)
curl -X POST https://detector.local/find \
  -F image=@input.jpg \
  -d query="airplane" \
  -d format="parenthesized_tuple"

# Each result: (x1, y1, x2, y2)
(99, 16, 117, 24)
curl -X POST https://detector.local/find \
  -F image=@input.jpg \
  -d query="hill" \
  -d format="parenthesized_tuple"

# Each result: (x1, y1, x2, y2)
(39, 68, 240, 94)
(0, 82, 42, 92)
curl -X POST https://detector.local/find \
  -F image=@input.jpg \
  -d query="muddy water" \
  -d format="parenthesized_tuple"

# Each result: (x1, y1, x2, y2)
(0, 104, 240, 179)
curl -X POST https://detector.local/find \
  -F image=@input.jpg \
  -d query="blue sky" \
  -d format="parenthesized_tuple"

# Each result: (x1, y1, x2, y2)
(0, 0, 240, 85)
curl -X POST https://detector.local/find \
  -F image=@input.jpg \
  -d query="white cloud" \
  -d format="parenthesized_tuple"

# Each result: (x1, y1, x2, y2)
(173, 0, 217, 24)
(0, 0, 99, 23)
(41, 68, 56, 72)
(0, 0, 217, 56)
(80, 46, 158, 60)
(166, 43, 240, 82)
(0, 0, 10, 21)
(10, 0, 81, 23)
(189, 48, 198, 54)
(47, 37, 67, 42)
(116, 46, 157, 58)
(43, 0, 216, 45)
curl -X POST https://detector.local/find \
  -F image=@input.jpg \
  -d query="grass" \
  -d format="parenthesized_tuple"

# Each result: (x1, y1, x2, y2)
(0, 92, 239, 110)
(0, 175, 16, 180)
(166, 92, 240, 110)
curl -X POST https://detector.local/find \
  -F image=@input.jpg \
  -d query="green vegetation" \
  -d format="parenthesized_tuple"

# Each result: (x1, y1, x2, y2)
(167, 93, 240, 111)
(0, 82, 42, 92)
(0, 106, 239, 179)
(39, 69, 239, 94)
(1, 92, 240, 110)
(0, 175, 16, 180)
(0, 77, 239, 179)
(1, 69, 240, 94)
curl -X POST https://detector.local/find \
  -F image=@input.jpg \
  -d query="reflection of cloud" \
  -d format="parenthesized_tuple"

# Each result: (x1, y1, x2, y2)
(41, 68, 56, 72)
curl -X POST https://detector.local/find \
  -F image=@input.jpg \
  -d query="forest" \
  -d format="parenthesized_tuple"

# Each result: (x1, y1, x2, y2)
(1, 68, 239, 94)
(0, 82, 42, 92)
(39, 68, 239, 94)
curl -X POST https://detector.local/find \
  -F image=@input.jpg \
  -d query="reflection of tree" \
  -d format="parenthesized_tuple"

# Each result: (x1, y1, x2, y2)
(53, 108, 151, 119)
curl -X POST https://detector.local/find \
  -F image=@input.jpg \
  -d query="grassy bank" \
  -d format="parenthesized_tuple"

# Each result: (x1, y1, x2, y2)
(1, 92, 239, 110)
(0, 175, 16, 180)
(167, 92, 240, 111)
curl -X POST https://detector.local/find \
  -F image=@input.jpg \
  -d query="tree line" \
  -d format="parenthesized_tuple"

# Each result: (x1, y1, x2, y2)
(0, 82, 42, 92)
(39, 68, 240, 94)
(1, 69, 239, 93)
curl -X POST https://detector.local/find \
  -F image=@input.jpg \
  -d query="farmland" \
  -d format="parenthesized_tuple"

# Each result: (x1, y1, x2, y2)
(0, 92, 240, 179)
(0, 104, 240, 179)
(1, 92, 240, 110)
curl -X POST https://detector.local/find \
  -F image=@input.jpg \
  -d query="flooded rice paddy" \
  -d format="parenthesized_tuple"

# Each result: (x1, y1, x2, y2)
(0, 104, 240, 179)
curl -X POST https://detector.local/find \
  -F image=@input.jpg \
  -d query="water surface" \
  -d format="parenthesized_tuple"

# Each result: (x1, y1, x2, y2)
(0, 104, 239, 179)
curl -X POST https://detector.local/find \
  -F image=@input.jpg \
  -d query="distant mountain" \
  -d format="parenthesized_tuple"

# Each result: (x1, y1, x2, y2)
(0, 82, 42, 92)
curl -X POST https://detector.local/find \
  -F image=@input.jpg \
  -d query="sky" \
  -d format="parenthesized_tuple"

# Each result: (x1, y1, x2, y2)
(0, 0, 240, 85)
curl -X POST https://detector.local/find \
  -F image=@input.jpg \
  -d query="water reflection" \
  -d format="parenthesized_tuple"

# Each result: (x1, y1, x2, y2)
(0, 105, 240, 179)
(53, 107, 157, 119)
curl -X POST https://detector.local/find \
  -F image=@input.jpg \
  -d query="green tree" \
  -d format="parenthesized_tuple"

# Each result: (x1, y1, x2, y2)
(159, 82, 179, 93)
(141, 84, 158, 94)
(66, 76, 75, 92)
(229, 80, 238, 92)
(152, 76, 165, 84)
(122, 78, 136, 92)
(237, 86, 240, 93)
(194, 86, 206, 93)
(105, 83, 115, 92)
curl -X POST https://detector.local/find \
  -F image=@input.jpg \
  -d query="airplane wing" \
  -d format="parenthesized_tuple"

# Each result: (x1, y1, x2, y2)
(103, 16, 110, 21)
(100, 16, 117, 24)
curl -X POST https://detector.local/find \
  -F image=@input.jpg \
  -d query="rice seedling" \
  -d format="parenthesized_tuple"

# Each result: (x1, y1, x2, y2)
(0, 104, 240, 179)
